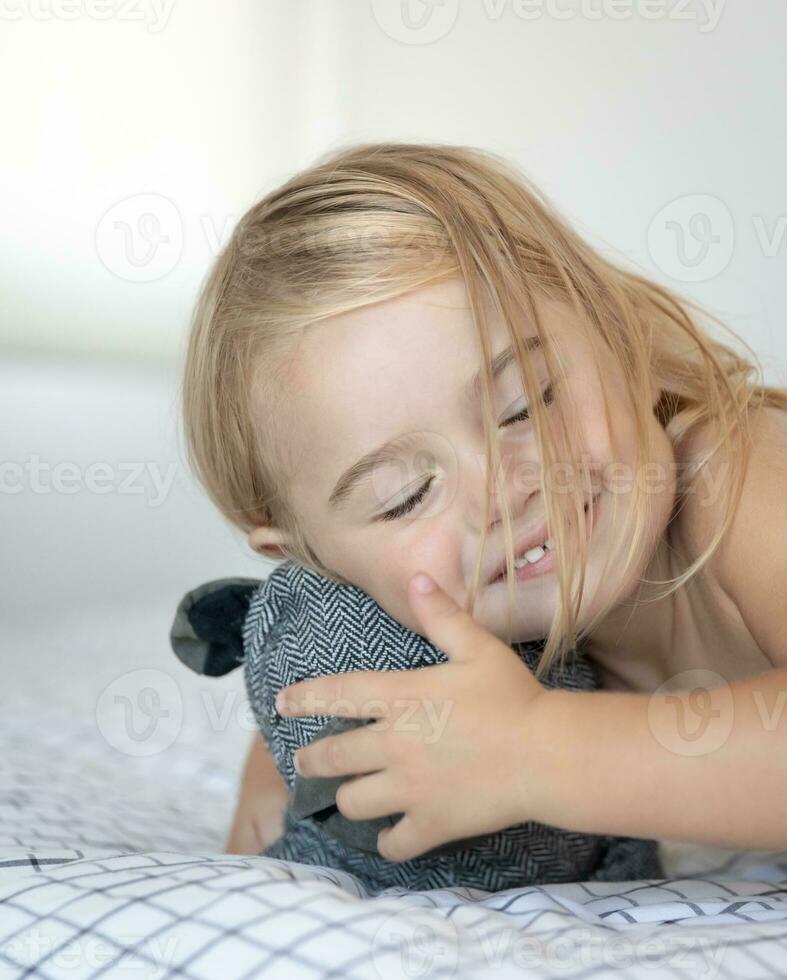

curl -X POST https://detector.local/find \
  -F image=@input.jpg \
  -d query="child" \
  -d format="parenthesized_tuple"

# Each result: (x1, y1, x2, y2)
(181, 141, 787, 867)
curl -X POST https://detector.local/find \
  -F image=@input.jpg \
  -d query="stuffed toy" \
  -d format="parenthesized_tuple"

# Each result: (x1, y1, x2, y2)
(170, 561, 663, 893)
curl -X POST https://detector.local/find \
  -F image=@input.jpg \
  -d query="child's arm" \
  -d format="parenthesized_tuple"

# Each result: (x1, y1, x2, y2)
(535, 668, 787, 851)
(225, 731, 289, 854)
(546, 406, 787, 851)
(278, 575, 787, 862)
(549, 404, 786, 849)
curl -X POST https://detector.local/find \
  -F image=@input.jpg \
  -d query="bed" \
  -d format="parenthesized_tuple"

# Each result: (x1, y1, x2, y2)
(4, 685, 787, 980)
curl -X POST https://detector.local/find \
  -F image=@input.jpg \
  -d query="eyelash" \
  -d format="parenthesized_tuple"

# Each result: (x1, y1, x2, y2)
(378, 384, 554, 522)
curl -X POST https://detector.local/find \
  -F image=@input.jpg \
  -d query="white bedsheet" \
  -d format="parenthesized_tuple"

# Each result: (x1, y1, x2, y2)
(3, 689, 787, 979)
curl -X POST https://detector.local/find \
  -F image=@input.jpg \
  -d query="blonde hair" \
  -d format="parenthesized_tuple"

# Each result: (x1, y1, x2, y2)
(180, 141, 787, 680)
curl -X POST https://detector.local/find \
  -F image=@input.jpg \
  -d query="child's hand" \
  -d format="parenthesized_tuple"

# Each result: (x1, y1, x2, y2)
(225, 731, 289, 855)
(276, 572, 568, 863)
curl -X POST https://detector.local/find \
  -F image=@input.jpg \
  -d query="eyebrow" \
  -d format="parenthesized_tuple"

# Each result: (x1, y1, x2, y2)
(328, 336, 542, 511)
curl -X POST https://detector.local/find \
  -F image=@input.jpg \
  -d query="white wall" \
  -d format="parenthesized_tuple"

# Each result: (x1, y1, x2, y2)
(2, 1, 786, 618)
(0, 0, 357, 361)
(1, 0, 784, 379)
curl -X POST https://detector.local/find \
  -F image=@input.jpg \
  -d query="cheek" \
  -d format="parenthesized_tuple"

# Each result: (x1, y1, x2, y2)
(565, 402, 616, 495)
(573, 377, 635, 472)
(394, 524, 458, 583)
(365, 525, 462, 632)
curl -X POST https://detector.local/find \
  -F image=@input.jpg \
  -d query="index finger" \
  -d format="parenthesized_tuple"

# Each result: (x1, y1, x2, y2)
(408, 573, 504, 665)
(276, 670, 406, 718)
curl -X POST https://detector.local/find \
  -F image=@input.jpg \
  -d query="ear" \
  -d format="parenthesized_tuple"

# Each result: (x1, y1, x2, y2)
(248, 524, 292, 560)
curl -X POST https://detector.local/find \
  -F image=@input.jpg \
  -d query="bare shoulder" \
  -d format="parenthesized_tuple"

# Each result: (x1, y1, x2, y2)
(674, 404, 787, 562)
(674, 404, 787, 664)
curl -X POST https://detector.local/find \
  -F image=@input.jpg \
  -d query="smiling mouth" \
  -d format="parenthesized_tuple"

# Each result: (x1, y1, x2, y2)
(489, 494, 600, 585)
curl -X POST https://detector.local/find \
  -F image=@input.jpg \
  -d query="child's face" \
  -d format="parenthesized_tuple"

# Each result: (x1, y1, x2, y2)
(249, 277, 677, 643)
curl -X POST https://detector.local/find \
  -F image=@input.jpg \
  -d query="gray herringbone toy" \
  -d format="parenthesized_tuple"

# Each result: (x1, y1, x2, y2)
(171, 561, 663, 894)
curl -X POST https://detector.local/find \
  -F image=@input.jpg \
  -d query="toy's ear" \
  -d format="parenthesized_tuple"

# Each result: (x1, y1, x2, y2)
(169, 577, 264, 677)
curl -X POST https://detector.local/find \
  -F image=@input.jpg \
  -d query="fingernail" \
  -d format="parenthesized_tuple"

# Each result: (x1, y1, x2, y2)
(412, 573, 436, 594)
(293, 752, 302, 774)
(275, 691, 288, 714)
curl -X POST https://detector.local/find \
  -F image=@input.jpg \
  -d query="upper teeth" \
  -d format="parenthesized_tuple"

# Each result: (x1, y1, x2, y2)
(513, 538, 554, 567)
(506, 500, 593, 572)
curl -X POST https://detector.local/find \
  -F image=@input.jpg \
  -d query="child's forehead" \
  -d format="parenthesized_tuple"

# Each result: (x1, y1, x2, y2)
(267, 303, 600, 456)
(261, 288, 595, 422)
(257, 304, 607, 504)
(298, 287, 573, 361)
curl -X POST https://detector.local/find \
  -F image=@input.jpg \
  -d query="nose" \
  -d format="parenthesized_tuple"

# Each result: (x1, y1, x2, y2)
(464, 446, 540, 531)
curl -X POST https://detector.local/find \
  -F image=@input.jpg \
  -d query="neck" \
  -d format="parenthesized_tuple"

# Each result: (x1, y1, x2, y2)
(582, 519, 684, 693)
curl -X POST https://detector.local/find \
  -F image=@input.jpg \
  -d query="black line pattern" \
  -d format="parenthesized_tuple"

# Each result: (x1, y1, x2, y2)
(4, 697, 787, 978)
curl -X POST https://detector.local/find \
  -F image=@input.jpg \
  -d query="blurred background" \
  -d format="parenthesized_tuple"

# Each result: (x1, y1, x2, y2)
(2, 0, 786, 777)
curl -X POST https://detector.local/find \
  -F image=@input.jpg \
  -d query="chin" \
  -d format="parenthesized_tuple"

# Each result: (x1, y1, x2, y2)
(474, 593, 551, 643)
(479, 557, 608, 642)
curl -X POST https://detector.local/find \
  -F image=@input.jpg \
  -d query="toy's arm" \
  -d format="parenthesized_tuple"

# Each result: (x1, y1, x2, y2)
(225, 730, 289, 855)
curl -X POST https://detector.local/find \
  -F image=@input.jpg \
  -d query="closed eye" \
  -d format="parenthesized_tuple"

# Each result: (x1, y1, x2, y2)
(378, 474, 435, 522)
(377, 384, 554, 523)
(499, 383, 554, 429)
